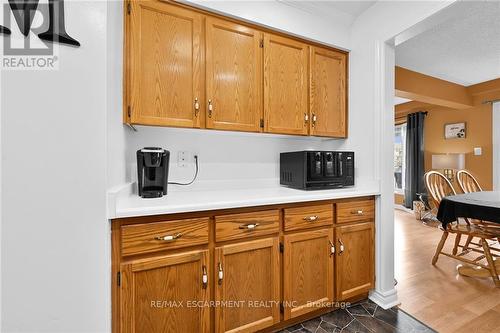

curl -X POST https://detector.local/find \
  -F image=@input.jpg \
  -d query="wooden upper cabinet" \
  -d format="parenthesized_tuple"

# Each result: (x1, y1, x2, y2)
(205, 18, 263, 132)
(120, 250, 210, 333)
(335, 222, 375, 301)
(283, 229, 334, 320)
(215, 238, 280, 333)
(310, 47, 348, 138)
(127, 1, 203, 127)
(124, 1, 349, 136)
(264, 34, 309, 135)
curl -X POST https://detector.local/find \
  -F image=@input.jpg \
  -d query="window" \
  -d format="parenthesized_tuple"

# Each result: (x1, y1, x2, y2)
(394, 123, 406, 193)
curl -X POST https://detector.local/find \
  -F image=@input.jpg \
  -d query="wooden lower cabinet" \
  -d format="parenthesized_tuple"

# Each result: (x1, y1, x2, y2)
(335, 222, 375, 301)
(215, 238, 280, 333)
(120, 249, 210, 333)
(283, 228, 334, 320)
(113, 197, 376, 333)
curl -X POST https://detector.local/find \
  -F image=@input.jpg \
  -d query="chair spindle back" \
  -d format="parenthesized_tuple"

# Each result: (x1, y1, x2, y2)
(456, 170, 483, 193)
(424, 171, 456, 208)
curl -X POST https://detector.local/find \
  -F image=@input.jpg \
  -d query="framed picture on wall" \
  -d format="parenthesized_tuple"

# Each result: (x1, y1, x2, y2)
(444, 122, 466, 139)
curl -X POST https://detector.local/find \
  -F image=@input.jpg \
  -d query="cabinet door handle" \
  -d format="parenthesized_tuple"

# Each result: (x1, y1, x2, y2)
(217, 262, 224, 285)
(351, 210, 364, 215)
(239, 223, 259, 230)
(312, 114, 317, 127)
(208, 100, 213, 118)
(304, 113, 309, 123)
(338, 239, 345, 255)
(329, 240, 335, 256)
(194, 98, 200, 116)
(303, 215, 319, 222)
(202, 265, 208, 289)
(155, 233, 182, 242)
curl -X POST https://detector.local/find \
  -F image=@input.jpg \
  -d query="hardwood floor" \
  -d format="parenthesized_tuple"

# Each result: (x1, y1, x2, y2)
(395, 209, 500, 333)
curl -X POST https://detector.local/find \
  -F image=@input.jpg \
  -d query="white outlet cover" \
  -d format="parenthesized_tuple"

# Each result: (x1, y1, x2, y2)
(474, 147, 482, 156)
(177, 151, 188, 167)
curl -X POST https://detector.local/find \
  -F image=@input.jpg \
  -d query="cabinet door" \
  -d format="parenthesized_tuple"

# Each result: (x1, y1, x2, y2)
(310, 47, 347, 138)
(335, 222, 375, 300)
(120, 250, 210, 333)
(206, 18, 263, 132)
(264, 34, 309, 135)
(283, 229, 334, 320)
(127, 1, 203, 127)
(215, 238, 280, 333)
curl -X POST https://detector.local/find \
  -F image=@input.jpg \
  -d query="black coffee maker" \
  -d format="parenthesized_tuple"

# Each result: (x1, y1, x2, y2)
(137, 147, 170, 198)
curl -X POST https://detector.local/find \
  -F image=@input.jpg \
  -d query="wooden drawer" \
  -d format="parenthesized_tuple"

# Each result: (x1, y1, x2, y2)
(336, 198, 375, 224)
(215, 210, 280, 242)
(121, 217, 209, 256)
(284, 204, 333, 231)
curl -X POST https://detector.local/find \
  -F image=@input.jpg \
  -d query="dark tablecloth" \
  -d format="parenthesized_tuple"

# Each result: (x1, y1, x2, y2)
(437, 191, 500, 227)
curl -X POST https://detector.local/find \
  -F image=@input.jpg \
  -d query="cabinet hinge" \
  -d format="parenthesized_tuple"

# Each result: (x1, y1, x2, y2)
(127, 106, 132, 118)
(127, 2, 131, 14)
(260, 118, 264, 128)
(117, 272, 121, 287)
(279, 302, 284, 313)
(259, 39, 264, 48)
(279, 242, 284, 253)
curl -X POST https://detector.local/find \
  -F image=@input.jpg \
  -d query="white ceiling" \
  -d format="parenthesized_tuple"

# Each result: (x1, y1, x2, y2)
(278, 1, 376, 21)
(396, 1, 500, 87)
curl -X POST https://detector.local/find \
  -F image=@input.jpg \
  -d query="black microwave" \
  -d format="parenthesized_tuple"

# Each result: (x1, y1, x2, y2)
(280, 151, 354, 190)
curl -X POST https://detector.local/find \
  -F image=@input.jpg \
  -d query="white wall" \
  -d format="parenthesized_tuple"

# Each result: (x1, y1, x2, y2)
(1, 1, 110, 332)
(350, 0, 457, 308)
(184, 0, 352, 50)
(107, 0, 126, 190)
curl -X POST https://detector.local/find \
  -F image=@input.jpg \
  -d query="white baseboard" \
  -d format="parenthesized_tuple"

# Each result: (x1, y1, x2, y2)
(394, 204, 412, 213)
(369, 288, 400, 309)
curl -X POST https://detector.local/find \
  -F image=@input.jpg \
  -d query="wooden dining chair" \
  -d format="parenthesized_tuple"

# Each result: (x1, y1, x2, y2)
(424, 171, 500, 287)
(456, 169, 500, 251)
(457, 170, 482, 193)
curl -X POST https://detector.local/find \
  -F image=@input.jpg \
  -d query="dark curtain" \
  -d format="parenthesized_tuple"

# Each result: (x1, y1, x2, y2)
(404, 112, 426, 208)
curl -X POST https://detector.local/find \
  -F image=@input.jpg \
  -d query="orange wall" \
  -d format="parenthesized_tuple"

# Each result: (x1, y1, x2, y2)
(396, 77, 500, 196)
(424, 103, 493, 191)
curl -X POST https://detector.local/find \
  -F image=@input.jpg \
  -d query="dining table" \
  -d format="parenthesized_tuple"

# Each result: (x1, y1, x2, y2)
(437, 191, 500, 279)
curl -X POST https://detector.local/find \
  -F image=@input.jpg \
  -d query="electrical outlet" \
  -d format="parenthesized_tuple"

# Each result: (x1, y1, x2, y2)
(178, 151, 188, 167)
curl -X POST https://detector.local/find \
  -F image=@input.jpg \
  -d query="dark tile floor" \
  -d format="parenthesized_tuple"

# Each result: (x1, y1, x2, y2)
(278, 299, 436, 333)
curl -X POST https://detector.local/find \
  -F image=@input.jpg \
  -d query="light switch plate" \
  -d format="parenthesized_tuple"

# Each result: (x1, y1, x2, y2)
(474, 147, 482, 156)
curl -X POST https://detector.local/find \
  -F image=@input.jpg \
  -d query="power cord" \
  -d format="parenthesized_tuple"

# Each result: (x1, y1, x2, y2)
(168, 155, 199, 186)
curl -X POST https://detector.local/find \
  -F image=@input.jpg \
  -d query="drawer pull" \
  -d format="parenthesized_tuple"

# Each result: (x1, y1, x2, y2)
(208, 99, 213, 117)
(239, 223, 259, 230)
(338, 239, 345, 255)
(194, 98, 200, 116)
(351, 210, 364, 215)
(329, 240, 335, 256)
(218, 262, 224, 285)
(202, 266, 208, 289)
(303, 215, 319, 222)
(155, 233, 182, 242)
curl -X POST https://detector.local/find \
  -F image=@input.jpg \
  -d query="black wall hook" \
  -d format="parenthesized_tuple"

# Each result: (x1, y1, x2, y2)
(38, 0, 80, 47)
(0, 25, 11, 35)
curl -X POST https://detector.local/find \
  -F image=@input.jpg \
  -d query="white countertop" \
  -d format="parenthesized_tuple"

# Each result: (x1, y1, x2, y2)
(107, 179, 380, 219)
